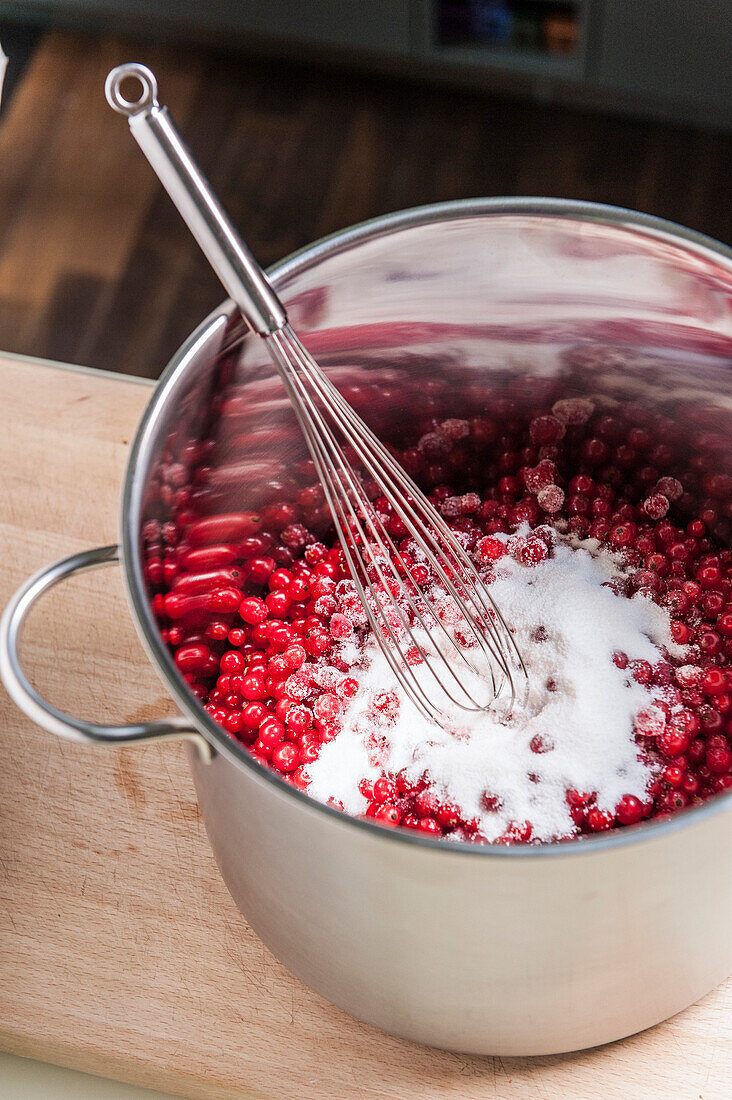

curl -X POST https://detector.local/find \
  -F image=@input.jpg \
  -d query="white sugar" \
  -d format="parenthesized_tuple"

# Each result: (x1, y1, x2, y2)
(306, 531, 684, 841)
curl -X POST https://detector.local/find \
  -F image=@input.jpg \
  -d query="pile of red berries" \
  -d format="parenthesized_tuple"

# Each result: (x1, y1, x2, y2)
(144, 375, 732, 843)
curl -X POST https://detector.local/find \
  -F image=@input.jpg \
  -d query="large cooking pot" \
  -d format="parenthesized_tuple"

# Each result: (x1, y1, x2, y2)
(2, 199, 732, 1056)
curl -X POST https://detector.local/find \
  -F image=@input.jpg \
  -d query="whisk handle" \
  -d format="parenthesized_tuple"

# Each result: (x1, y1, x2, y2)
(105, 63, 287, 336)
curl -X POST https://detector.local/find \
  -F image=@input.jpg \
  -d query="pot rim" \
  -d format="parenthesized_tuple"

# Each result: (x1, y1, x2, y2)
(121, 196, 732, 859)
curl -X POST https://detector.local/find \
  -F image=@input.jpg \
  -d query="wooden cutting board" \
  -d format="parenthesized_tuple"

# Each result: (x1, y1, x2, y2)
(0, 354, 730, 1100)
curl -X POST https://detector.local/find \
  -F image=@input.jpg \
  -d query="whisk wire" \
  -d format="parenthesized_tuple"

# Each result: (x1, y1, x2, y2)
(278, 329, 520, 649)
(318, 368, 525, 669)
(272, 327, 525, 667)
(297, 377, 506, 706)
(267, 325, 529, 719)
(268, 335, 474, 715)
(270, 350, 447, 717)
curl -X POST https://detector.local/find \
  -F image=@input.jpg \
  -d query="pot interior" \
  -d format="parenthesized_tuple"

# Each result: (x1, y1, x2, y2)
(131, 203, 732, 837)
(145, 207, 732, 520)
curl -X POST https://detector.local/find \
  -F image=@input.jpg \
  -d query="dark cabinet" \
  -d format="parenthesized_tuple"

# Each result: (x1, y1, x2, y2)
(596, 1, 732, 117)
(4, 0, 412, 53)
(2, 0, 729, 127)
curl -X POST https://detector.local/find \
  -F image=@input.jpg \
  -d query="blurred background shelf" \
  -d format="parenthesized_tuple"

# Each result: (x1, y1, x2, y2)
(0, 0, 729, 128)
(0, 7, 728, 379)
(435, 1, 584, 72)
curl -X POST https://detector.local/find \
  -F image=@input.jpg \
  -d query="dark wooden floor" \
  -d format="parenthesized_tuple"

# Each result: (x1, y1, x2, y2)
(0, 29, 730, 379)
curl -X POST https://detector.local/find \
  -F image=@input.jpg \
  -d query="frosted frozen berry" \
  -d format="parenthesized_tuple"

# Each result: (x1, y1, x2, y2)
(413, 789, 440, 818)
(418, 431, 449, 457)
(304, 542, 328, 565)
(280, 523, 310, 549)
(358, 778, 374, 801)
(642, 494, 670, 520)
(459, 492, 481, 515)
(501, 530, 521, 557)
(675, 665, 701, 688)
(440, 496, 464, 519)
(504, 820, 533, 842)
(284, 645, 307, 671)
(319, 721, 341, 743)
(372, 690, 399, 720)
(329, 613, 354, 640)
(676, 710, 700, 738)
(336, 676, 360, 700)
(311, 665, 343, 690)
(658, 726, 690, 757)
(630, 659, 653, 685)
(435, 599, 462, 627)
(523, 460, 557, 493)
(552, 397, 594, 425)
(654, 476, 683, 502)
(477, 536, 506, 563)
(529, 415, 565, 445)
(285, 672, 312, 700)
(537, 485, 565, 514)
(314, 693, 342, 722)
(437, 418, 470, 440)
(707, 745, 732, 773)
(515, 537, 548, 567)
(634, 705, 665, 738)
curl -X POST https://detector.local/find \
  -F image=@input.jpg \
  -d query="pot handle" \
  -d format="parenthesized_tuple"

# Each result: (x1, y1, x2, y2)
(0, 545, 212, 762)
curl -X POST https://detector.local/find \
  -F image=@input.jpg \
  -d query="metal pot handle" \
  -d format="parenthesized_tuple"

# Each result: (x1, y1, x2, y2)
(0, 545, 212, 762)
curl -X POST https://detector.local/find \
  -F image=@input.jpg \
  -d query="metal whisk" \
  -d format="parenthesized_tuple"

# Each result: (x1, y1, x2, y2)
(105, 63, 527, 721)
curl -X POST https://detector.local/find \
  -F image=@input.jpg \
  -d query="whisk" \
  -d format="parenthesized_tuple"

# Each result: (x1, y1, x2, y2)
(105, 63, 527, 721)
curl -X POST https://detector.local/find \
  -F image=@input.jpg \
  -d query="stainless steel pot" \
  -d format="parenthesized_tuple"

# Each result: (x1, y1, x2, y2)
(2, 199, 732, 1056)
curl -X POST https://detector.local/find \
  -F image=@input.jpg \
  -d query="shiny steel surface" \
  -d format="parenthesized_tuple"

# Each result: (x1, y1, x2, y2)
(3, 198, 732, 1053)
(0, 545, 211, 760)
(191, 736, 730, 1054)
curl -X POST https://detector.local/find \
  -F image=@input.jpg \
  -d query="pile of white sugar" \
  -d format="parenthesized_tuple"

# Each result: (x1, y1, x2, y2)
(307, 531, 684, 841)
